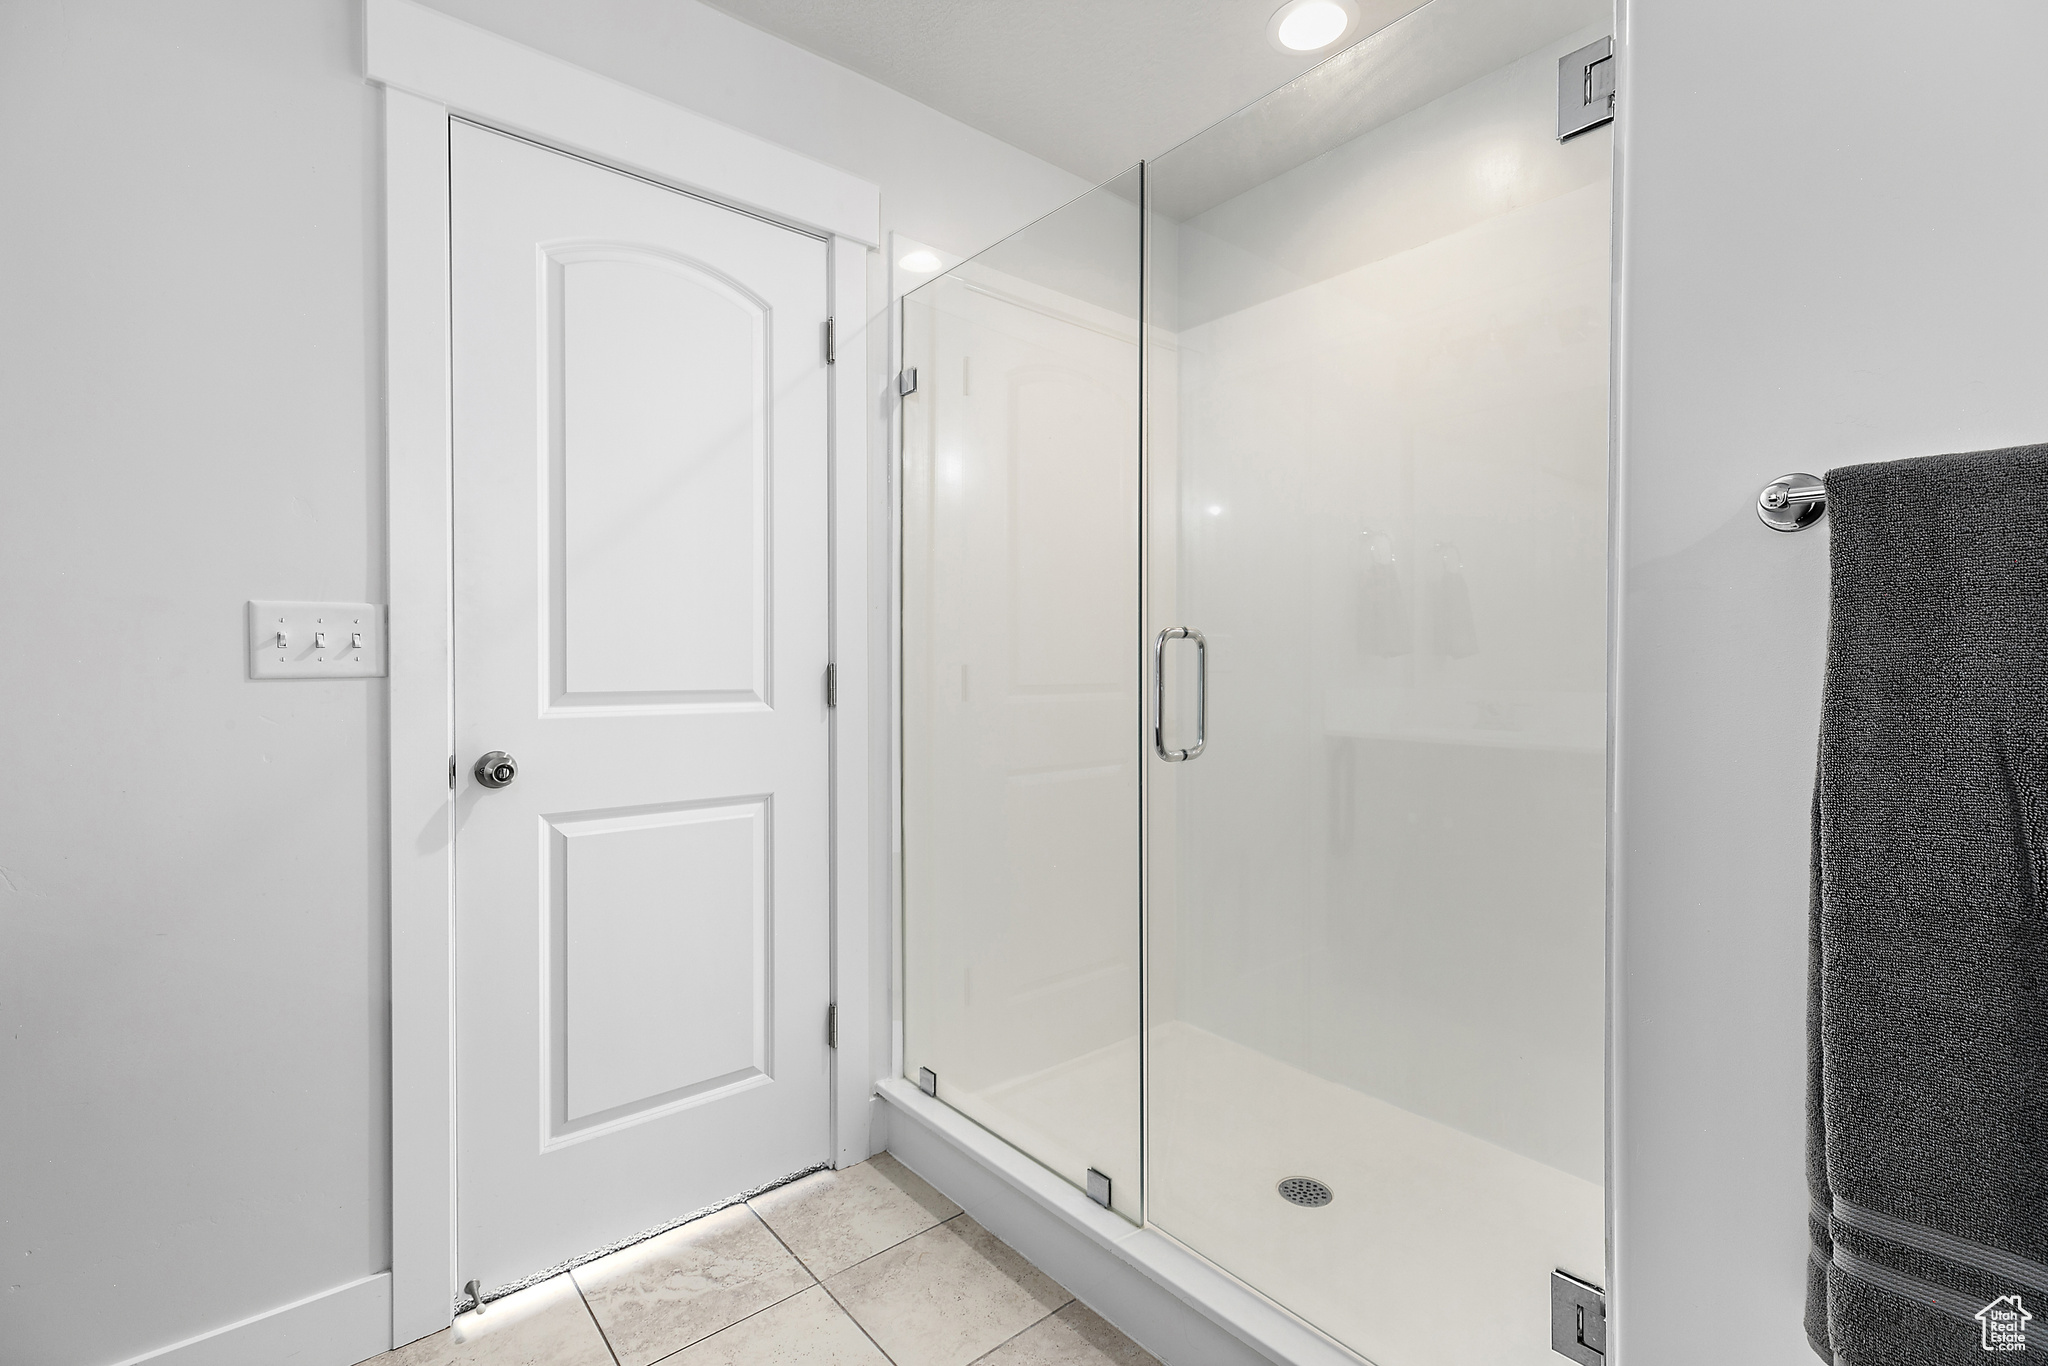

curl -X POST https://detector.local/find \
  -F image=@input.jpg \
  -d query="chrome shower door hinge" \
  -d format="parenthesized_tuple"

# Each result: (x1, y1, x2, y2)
(826, 1003, 838, 1048)
(898, 367, 918, 396)
(824, 317, 835, 365)
(824, 662, 837, 707)
(1086, 1168, 1112, 1209)
(918, 1067, 938, 1097)
(1550, 1270, 1606, 1363)
(1558, 37, 1615, 140)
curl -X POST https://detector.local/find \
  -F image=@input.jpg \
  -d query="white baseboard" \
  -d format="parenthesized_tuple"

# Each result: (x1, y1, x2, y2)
(875, 1079, 1368, 1366)
(108, 1272, 391, 1366)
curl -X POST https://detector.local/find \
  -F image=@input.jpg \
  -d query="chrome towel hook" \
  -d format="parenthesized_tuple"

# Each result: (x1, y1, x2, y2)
(1758, 473, 1827, 532)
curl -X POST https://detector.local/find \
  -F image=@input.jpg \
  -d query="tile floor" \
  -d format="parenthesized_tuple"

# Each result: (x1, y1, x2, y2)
(360, 1155, 1160, 1366)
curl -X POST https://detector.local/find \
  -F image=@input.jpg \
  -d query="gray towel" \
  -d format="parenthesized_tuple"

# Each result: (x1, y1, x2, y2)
(1808, 443, 2048, 1364)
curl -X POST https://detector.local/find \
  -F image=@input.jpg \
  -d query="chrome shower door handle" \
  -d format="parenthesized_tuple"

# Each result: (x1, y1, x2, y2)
(1153, 626, 1207, 762)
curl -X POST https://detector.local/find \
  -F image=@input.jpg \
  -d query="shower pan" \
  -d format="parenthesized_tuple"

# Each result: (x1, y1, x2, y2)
(899, 1, 1612, 1360)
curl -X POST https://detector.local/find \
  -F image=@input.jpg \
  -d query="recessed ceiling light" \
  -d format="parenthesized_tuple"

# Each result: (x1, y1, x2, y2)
(898, 249, 943, 274)
(1267, 0, 1357, 53)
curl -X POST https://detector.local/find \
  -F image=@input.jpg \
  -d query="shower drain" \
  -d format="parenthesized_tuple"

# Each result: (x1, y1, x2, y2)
(1277, 1176, 1334, 1207)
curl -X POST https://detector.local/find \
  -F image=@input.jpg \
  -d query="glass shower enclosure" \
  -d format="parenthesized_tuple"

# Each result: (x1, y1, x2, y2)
(901, 1, 1611, 1359)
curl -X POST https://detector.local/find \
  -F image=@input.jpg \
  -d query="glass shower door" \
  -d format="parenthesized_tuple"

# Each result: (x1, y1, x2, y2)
(900, 169, 1145, 1221)
(1142, 1, 1612, 1360)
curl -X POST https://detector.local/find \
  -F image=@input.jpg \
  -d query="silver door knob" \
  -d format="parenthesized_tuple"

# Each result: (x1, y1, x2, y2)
(473, 751, 517, 789)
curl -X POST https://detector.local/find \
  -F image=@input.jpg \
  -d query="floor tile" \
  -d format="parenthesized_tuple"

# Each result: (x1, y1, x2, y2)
(573, 1204, 814, 1366)
(751, 1154, 962, 1278)
(671, 1284, 891, 1366)
(825, 1216, 1071, 1366)
(974, 1302, 1161, 1366)
(365, 1275, 613, 1366)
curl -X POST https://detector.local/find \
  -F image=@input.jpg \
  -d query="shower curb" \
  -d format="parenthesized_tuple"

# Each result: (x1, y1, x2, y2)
(876, 1079, 1373, 1366)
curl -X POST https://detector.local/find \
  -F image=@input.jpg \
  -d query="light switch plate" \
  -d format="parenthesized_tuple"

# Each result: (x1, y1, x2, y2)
(248, 601, 386, 679)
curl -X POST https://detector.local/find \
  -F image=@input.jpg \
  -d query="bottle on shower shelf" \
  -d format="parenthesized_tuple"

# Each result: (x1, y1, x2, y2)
(1428, 540, 1479, 659)
(1357, 528, 1411, 657)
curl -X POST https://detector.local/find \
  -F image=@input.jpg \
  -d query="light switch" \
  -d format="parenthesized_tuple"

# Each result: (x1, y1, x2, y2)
(248, 601, 386, 679)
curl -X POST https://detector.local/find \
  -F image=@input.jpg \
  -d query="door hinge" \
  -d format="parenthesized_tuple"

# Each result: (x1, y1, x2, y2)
(1550, 1270, 1606, 1363)
(826, 1003, 838, 1048)
(898, 367, 918, 396)
(448, 755, 456, 790)
(824, 662, 837, 707)
(1557, 37, 1615, 141)
(825, 317, 835, 365)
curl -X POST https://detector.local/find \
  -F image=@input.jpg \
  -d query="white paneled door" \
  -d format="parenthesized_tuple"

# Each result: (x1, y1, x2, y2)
(450, 122, 833, 1291)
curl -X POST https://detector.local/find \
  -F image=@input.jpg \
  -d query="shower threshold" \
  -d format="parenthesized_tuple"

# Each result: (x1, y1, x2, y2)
(877, 1076, 1370, 1366)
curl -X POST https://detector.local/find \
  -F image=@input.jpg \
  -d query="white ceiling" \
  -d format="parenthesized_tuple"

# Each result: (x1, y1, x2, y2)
(1147, 0, 1608, 219)
(696, 0, 1438, 184)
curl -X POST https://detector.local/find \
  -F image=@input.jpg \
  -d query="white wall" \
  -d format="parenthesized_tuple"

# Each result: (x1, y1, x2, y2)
(0, 5, 1083, 1364)
(0, 8, 387, 1364)
(1609, 1, 2048, 1362)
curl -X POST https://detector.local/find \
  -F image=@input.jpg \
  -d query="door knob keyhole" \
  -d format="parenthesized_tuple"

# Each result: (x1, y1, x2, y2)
(474, 751, 518, 789)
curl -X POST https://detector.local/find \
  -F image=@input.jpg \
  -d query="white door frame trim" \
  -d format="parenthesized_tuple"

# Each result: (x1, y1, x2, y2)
(371, 0, 878, 1347)
(367, 0, 879, 246)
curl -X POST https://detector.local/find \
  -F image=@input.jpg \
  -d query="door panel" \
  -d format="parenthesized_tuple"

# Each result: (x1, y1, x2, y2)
(552, 799, 767, 1128)
(452, 121, 831, 1289)
(549, 244, 769, 706)
(1141, 9, 1611, 1361)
